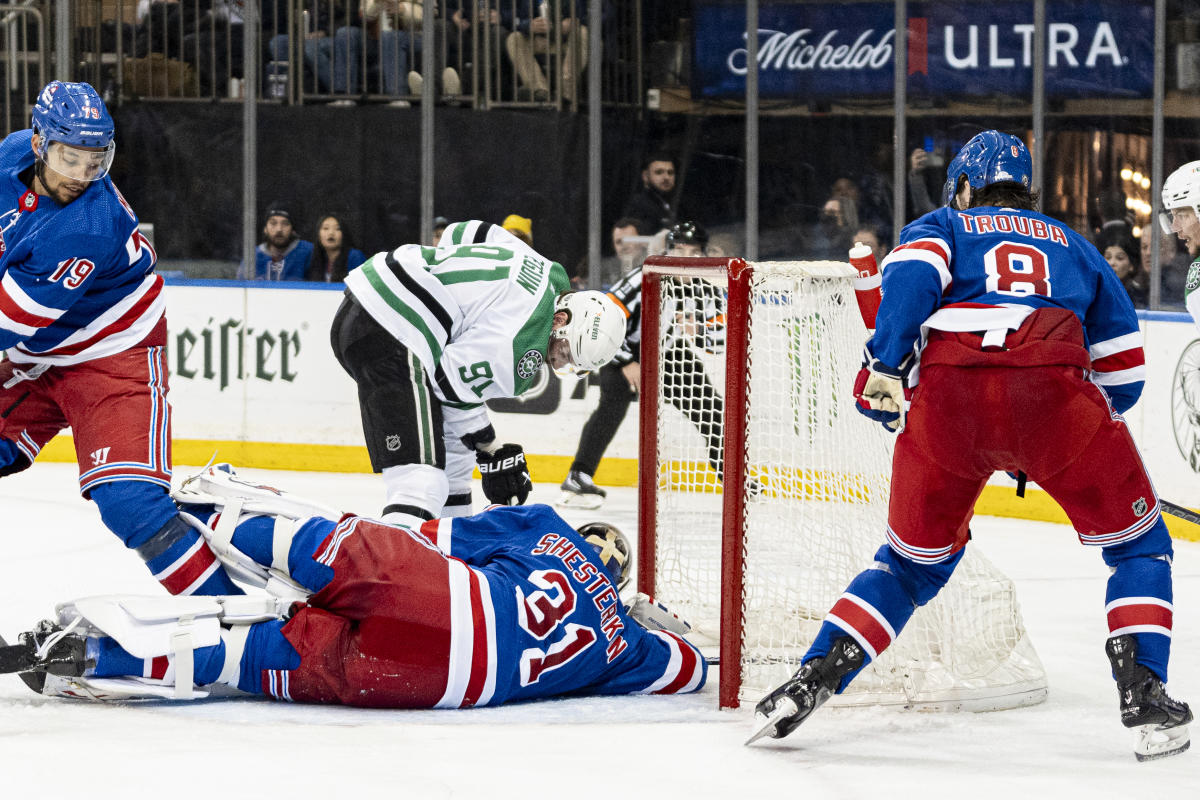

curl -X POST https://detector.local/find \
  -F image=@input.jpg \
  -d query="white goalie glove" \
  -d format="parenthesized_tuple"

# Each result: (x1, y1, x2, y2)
(625, 593, 692, 636)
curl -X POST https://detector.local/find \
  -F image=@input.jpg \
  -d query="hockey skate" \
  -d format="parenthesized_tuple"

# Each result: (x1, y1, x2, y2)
(746, 637, 864, 745)
(0, 619, 93, 695)
(557, 470, 606, 510)
(1106, 634, 1193, 761)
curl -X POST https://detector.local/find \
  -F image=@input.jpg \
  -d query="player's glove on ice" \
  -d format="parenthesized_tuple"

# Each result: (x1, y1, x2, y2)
(852, 347, 911, 433)
(476, 443, 533, 506)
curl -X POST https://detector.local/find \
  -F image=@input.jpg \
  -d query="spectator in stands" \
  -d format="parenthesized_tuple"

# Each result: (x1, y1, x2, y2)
(1098, 229, 1148, 308)
(446, 0, 512, 98)
(182, 2, 288, 98)
(333, 1, 460, 100)
(238, 203, 315, 281)
(852, 224, 888, 264)
(135, 0, 201, 60)
(597, 216, 646, 286)
(504, 0, 589, 103)
(267, 1, 356, 95)
(1143, 229, 1191, 309)
(621, 153, 678, 235)
(907, 147, 940, 221)
(502, 213, 533, 247)
(810, 177, 861, 259)
(305, 213, 366, 282)
(431, 214, 450, 245)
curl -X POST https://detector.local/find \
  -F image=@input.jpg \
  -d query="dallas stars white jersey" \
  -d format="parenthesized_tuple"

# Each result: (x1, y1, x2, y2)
(344, 239, 570, 407)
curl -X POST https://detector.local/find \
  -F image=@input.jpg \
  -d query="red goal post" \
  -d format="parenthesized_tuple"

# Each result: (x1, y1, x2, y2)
(637, 256, 1048, 711)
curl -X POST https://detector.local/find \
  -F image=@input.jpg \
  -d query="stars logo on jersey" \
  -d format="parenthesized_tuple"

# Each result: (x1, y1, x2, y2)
(517, 349, 544, 380)
(1185, 261, 1200, 295)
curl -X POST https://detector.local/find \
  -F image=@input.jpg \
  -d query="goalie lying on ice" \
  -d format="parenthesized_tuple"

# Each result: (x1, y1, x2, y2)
(0, 465, 704, 707)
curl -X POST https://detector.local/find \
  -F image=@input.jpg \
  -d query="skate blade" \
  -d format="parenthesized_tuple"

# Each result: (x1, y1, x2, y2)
(555, 491, 604, 510)
(745, 696, 799, 746)
(1133, 723, 1191, 762)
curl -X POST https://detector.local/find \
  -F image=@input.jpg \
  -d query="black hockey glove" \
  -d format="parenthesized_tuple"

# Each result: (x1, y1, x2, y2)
(476, 443, 533, 506)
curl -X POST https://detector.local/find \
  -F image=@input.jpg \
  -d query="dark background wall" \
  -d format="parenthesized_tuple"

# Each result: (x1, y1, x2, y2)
(110, 103, 651, 276)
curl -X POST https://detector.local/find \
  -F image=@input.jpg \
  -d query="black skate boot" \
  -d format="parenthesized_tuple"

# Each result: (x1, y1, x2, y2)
(0, 621, 93, 695)
(746, 636, 865, 745)
(1106, 634, 1192, 761)
(557, 470, 607, 510)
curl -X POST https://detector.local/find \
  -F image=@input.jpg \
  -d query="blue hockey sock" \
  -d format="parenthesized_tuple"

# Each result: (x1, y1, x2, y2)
(1103, 526, 1174, 682)
(88, 635, 226, 686)
(285, 517, 338, 592)
(93, 483, 241, 596)
(805, 543, 962, 692)
(88, 636, 142, 678)
(236, 619, 301, 694)
(216, 515, 335, 593)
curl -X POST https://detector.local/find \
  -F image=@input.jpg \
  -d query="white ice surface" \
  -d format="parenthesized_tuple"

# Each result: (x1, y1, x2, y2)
(1, 463, 1197, 798)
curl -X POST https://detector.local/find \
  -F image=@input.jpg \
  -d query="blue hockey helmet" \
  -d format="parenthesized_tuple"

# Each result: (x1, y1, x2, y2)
(941, 130, 1032, 207)
(31, 81, 115, 182)
(578, 521, 631, 590)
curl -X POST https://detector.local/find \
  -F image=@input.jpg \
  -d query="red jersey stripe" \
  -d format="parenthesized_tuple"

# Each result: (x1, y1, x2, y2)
(461, 568, 490, 707)
(0, 285, 57, 329)
(829, 596, 892, 657)
(654, 631, 700, 694)
(157, 543, 218, 595)
(42, 278, 162, 357)
(1107, 603, 1173, 633)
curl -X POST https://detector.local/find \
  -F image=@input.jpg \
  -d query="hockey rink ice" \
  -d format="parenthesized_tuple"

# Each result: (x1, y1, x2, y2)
(1, 463, 1197, 798)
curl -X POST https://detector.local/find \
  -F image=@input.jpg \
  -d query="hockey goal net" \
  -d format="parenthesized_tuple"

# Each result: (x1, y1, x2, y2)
(637, 256, 1049, 710)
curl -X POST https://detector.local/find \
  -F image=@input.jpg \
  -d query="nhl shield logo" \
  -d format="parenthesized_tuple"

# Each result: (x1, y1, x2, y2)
(1132, 497, 1148, 517)
(386, 434, 401, 451)
(517, 348, 544, 380)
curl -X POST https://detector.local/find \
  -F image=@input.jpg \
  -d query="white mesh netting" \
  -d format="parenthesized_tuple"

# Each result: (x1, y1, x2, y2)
(650, 260, 1048, 709)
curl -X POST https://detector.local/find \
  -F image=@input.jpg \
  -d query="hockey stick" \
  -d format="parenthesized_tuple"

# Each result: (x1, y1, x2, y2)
(1161, 499, 1200, 527)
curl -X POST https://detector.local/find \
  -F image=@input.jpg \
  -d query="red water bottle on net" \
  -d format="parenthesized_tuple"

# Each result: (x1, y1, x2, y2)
(849, 242, 881, 330)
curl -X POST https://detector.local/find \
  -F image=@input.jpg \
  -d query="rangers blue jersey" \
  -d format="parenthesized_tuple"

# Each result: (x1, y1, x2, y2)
(875, 205, 1145, 413)
(0, 130, 161, 365)
(420, 504, 706, 705)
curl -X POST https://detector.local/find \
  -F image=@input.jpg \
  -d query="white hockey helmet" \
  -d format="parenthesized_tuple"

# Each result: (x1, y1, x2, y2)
(578, 521, 632, 590)
(1160, 160, 1200, 234)
(550, 290, 625, 376)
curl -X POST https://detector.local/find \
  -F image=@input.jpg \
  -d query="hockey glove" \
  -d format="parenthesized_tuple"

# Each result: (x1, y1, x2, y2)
(476, 443, 533, 506)
(852, 347, 912, 433)
(625, 593, 693, 636)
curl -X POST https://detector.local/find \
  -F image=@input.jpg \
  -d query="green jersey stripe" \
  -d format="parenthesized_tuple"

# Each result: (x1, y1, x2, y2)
(436, 266, 511, 285)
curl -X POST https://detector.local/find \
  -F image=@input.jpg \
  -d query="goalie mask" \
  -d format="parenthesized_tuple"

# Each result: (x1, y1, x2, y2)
(578, 521, 632, 591)
(31, 81, 115, 183)
(550, 291, 625, 376)
(1160, 160, 1200, 235)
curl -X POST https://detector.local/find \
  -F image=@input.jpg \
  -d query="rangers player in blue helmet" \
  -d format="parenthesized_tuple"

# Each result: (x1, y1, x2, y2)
(940, 129, 1033, 209)
(29, 81, 116, 203)
(0, 81, 243, 598)
(751, 130, 1191, 761)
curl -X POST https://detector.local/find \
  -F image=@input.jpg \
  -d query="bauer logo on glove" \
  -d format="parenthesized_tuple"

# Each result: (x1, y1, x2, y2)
(476, 443, 533, 506)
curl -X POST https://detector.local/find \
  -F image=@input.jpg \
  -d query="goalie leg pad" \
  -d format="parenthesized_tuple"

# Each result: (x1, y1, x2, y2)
(172, 463, 342, 522)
